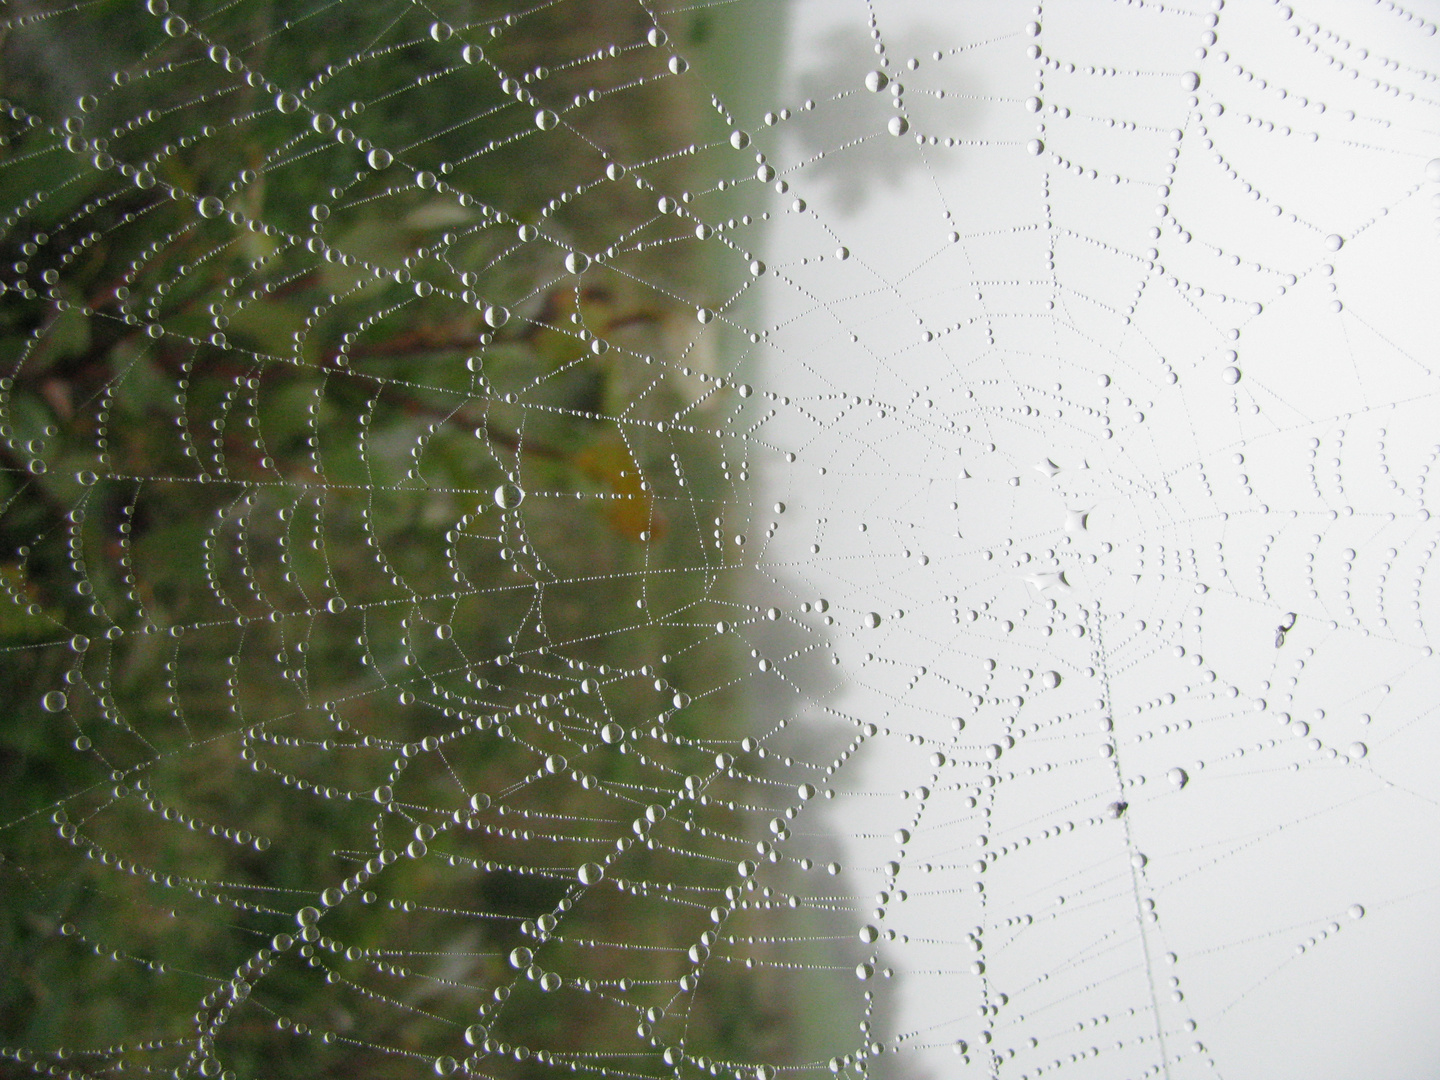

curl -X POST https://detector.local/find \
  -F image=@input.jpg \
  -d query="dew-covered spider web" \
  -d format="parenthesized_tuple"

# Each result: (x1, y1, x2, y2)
(1, 2, 1438, 1080)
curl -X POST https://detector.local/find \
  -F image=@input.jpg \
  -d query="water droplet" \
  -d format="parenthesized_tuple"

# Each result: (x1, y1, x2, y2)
(509, 947, 533, 969)
(578, 863, 605, 885)
(484, 304, 510, 328)
(1181, 71, 1200, 91)
(296, 906, 321, 926)
(1347, 741, 1367, 759)
(429, 21, 453, 42)
(321, 887, 344, 906)
(1348, 904, 1365, 919)
(197, 197, 224, 219)
(668, 55, 688, 75)
(1324, 234, 1344, 251)
(888, 116, 909, 137)
(797, 783, 816, 800)
(461, 44, 484, 64)
(493, 482, 524, 509)
(274, 92, 301, 114)
(535, 109, 558, 130)
(327, 596, 346, 614)
(539, 972, 562, 991)
(865, 71, 889, 93)
(730, 130, 750, 149)
(1222, 366, 1241, 384)
(1028, 139, 1045, 155)
(565, 251, 589, 274)
(42, 691, 67, 712)
(862, 612, 881, 629)
(696, 307, 714, 324)
(1040, 670, 1061, 689)
(367, 148, 393, 170)
(465, 1024, 487, 1047)
(1425, 158, 1440, 183)
(647, 27, 668, 47)
(600, 722, 624, 744)
(855, 962, 874, 980)
(1167, 767, 1189, 789)
(858, 925, 879, 943)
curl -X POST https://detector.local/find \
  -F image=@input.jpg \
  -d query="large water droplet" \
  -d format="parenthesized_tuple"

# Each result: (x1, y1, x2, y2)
(197, 197, 224, 219)
(565, 251, 589, 274)
(274, 91, 301, 114)
(862, 612, 881, 629)
(1324, 234, 1344, 251)
(535, 109, 558, 130)
(509, 946, 533, 969)
(1425, 158, 1440, 183)
(888, 116, 909, 137)
(484, 304, 510, 328)
(296, 906, 321, 926)
(1222, 366, 1241, 384)
(1167, 767, 1189, 789)
(42, 690, 68, 712)
(1347, 741, 1367, 759)
(1181, 71, 1200, 91)
(367, 148, 393, 170)
(578, 862, 605, 885)
(493, 482, 524, 509)
(865, 71, 889, 93)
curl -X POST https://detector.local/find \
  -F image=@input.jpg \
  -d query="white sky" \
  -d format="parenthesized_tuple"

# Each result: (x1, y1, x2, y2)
(742, 1, 1440, 1077)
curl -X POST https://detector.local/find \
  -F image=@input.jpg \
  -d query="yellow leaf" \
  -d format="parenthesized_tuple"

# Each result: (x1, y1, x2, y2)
(573, 440, 663, 543)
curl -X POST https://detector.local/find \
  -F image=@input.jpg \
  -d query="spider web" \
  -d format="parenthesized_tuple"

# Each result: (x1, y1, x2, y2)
(1, 2, 1438, 1080)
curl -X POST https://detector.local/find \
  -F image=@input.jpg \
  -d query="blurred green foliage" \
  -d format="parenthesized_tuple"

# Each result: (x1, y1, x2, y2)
(0, 2, 854, 1079)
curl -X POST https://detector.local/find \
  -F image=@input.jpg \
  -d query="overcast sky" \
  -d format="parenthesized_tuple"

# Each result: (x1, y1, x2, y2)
(742, 1, 1440, 1077)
